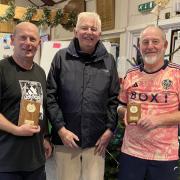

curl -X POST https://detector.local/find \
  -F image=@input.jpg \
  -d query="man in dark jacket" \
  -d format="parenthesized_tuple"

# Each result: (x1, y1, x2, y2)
(47, 12, 120, 180)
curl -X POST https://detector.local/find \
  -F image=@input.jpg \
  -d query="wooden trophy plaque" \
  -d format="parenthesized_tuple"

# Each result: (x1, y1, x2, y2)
(18, 99, 40, 126)
(127, 103, 141, 124)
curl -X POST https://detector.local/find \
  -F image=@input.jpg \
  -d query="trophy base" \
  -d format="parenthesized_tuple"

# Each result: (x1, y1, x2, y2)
(127, 103, 141, 124)
(18, 99, 40, 126)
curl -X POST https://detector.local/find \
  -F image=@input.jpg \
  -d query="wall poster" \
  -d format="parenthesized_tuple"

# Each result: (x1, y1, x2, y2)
(0, 33, 13, 60)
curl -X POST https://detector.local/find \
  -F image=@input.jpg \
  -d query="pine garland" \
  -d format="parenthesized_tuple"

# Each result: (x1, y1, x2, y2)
(38, 8, 51, 26)
(21, 6, 37, 22)
(0, 1, 77, 31)
(51, 9, 63, 27)
(0, 0, 15, 22)
(62, 11, 77, 31)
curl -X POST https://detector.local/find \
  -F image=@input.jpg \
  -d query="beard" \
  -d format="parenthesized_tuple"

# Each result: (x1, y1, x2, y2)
(142, 49, 165, 65)
(143, 55, 158, 65)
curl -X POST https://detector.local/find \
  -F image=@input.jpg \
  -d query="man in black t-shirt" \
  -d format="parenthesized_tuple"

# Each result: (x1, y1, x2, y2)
(0, 22, 52, 180)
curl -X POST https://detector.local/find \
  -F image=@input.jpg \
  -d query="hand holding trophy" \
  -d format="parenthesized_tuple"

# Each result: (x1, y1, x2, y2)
(18, 99, 40, 126)
(127, 103, 141, 124)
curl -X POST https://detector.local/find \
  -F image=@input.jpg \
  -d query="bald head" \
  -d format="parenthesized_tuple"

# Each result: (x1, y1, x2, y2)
(14, 22, 40, 38)
(140, 25, 166, 42)
(11, 22, 41, 67)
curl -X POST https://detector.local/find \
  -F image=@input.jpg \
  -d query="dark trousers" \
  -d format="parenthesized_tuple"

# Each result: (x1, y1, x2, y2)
(118, 152, 179, 180)
(0, 166, 46, 180)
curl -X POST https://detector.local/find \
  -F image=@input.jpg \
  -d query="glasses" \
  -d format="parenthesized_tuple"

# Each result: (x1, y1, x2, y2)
(79, 26, 98, 32)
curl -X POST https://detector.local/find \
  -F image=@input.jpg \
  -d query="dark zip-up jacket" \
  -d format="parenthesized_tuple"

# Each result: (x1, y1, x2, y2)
(47, 38, 120, 148)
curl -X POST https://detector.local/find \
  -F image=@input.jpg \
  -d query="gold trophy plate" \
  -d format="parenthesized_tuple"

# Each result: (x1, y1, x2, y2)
(127, 103, 141, 124)
(18, 99, 40, 126)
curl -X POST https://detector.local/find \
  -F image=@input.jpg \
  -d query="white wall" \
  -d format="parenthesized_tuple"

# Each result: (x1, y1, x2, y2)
(128, 0, 173, 27)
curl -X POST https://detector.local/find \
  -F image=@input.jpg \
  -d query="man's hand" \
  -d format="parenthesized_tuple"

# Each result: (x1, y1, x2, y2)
(137, 116, 161, 131)
(43, 138, 52, 159)
(58, 127, 79, 148)
(13, 124, 40, 136)
(118, 106, 127, 126)
(0, 114, 40, 136)
(95, 129, 113, 156)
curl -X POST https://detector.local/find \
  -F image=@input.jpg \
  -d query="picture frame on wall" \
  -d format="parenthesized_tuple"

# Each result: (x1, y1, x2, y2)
(96, 0, 115, 31)
(40, 34, 50, 55)
(169, 29, 180, 64)
(41, 34, 50, 44)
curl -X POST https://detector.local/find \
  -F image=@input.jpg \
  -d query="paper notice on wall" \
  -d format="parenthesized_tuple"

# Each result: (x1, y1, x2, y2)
(40, 41, 70, 76)
(0, 33, 14, 60)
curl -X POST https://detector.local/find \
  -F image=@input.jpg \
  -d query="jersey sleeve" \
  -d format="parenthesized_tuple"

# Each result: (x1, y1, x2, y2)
(118, 74, 129, 106)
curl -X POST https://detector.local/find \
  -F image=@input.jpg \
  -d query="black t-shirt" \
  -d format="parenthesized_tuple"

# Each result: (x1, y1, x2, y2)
(0, 57, 47, 172)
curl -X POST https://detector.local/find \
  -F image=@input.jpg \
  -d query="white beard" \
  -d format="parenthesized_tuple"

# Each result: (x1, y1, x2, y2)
(142, 48, 165, 65)
(143, 55, 158, 65)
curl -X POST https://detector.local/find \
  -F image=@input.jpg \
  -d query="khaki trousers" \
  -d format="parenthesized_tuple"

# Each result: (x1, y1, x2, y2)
(54, 145, 105, 180)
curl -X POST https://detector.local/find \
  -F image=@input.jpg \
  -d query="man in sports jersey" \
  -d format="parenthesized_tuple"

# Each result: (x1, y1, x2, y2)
(0, 22, 52, 180)
(118, 25, 180, 180)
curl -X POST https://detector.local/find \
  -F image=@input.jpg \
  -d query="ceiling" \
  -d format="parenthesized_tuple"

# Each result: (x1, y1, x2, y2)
(27, 0, 67, 7)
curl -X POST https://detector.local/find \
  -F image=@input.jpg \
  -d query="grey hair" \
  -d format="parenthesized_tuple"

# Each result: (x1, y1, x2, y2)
(75, 12, 101, 32)
(139, 24, 166, 41)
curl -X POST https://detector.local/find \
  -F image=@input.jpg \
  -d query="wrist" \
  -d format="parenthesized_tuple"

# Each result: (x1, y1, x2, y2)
(58, 126, 66, 136)
(11, 125, 19, 136)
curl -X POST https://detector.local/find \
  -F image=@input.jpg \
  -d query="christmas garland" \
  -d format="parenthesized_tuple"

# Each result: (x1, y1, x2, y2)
(0, 0, 77, 31)
(38, 8, 51, 26)
(0, 1, 15, 22)
(62, 11, 77, 31)
(51, 9, 63, 27)
(21, 6, 37, 22)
